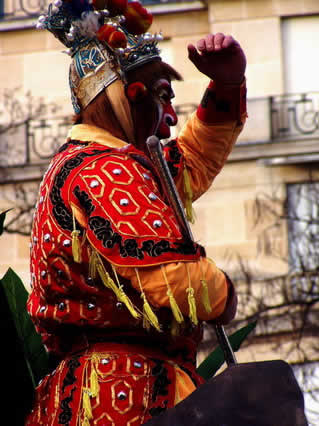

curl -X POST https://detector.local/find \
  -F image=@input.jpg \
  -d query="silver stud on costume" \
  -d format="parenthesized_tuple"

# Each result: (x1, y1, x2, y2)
(143, 173, 150, 180)
(120, 198, 129, 206)
(39, 306, 46, 313)
(149, 193, 157, 201)
(117, 391, 127, 400)
(153, 220, 162, 228)
(58, 302, 65, 311)
(112, 168, 122, 175)
(133, 361, 142, 368)
(87, 302, 96, 310)
(63, 239, 71, 247)
(90, 179, 99, 188)
(41, 270, 47, 278)
(101, 358, 109, 365)
(44, 233, 51, 242)
(116, 302, 124, 310)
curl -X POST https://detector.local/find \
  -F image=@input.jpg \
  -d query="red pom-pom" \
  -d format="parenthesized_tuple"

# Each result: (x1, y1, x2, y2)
(106, 0, 128, 16)
(123, 1, 153, 35)
(125, 82, 148, 102)
(108, 30, 127, 48)
(97, 25, 127, 48)
(96, 24, 116, 42)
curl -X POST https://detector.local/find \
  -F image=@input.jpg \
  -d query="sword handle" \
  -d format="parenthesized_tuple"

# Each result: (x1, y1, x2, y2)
(146, 135, 237, 367)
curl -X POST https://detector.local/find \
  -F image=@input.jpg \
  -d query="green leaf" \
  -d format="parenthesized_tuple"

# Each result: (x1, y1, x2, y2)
(0, 268, 49, 387)
(196, 321, 257, 380)
(0, 209, 12, 236)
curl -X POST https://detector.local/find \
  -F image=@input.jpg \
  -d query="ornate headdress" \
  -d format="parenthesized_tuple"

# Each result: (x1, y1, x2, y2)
(37, 0, 163, 113)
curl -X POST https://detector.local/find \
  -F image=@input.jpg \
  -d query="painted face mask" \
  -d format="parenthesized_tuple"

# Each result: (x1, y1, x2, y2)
(153, 78, 178, 139)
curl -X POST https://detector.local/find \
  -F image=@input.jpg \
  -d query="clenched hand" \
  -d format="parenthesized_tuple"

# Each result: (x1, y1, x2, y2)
(188, 33, 246, 85)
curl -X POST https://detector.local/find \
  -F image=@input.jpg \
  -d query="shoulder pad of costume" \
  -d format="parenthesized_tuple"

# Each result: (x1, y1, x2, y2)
(68, 152, 203, 267)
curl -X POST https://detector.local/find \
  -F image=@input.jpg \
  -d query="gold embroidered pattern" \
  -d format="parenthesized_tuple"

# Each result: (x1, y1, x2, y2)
(109, 188, 141, 216)
(101, 160, 134, 185)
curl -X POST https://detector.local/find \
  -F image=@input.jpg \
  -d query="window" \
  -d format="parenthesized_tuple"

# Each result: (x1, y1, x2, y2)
(287, 181, 319, 272)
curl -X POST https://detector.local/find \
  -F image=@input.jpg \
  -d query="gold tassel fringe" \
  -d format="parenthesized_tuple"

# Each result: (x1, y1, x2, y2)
(201, 279, 212, 314)
(90, 367, 99, 399)
(142, 293, 161, 331)
(135, 268, 161, 332)
(71, 206, 82, 263)
(96, 262, 121, 297)
(95, 253, 141, 320)
(89, 249, 99, 279)
(186, 264, 198, 325)
(83, 389, 93, 421)
(187, 287, 198, 325)
(111, 264, 140, 320)
(167, 289, 184, 324)
(71, 230, 82, 263)
(199, 258, 212, 313)
(183, 165, 195, 224)
(82, 418, 91, 426)
(160, 265, 184, 324)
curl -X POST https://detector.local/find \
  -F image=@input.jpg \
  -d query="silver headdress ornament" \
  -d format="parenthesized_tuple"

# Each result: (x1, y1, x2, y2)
(37, 0, 163, 113)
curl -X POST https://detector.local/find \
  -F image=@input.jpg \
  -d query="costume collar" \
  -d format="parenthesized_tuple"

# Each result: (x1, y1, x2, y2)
(68, 124, 128, 149)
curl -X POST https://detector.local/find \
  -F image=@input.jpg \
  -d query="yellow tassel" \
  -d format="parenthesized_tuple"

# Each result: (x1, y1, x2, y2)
(167, 289, 184, 324)
(82, 418, 91, 426)
(119, 286, 141, 319)
(111, 264, 141, 320)
(183, 165, 195, 224)
(142, 293, 161, 331)
(71, 206, 82, 263)
(135, 268, 161, 332)
(186, 264, 198, 325)
(90, 367, 99, 399)
(89, 250, 99, 279)
(201, 279, 212, 314)
(160, 265, 184, 324)
(187, 287, 198, 326)
(83, 389, 93, 420)
(199, 258, 212, 313)
(96, 261, 121, 300)
(71, 230, 82, 263)
(143, 312, 151, 331)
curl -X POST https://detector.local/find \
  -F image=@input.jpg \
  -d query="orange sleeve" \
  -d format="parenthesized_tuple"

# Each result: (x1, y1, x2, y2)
(175, 112, 245, 202)
(115, 257, 228, 322)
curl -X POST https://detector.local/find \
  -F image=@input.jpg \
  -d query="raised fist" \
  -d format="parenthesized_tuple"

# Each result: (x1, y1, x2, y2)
(187, 33, 246, 85)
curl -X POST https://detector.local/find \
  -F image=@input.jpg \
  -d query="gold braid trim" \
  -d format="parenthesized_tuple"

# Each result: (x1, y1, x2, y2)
(160, 265, 184, 324)
(185, 263, 198, 325)
(135, 268, 161, 332)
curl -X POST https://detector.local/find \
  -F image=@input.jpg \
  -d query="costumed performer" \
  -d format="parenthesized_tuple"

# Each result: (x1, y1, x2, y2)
(26, 0, 247, 424)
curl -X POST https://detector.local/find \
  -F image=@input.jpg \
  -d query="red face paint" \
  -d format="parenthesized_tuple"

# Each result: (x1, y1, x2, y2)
(153, 79, 178, 139)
